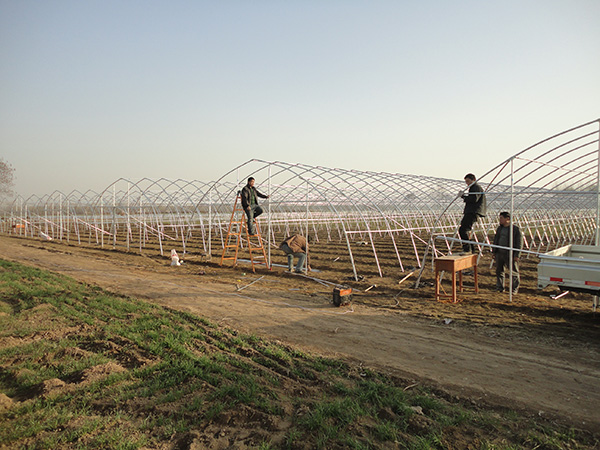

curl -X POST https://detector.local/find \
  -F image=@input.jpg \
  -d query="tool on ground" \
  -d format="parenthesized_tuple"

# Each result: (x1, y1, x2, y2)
(551, 290, 570, 300)
(398, 270, 415, 285)
(333, 285, 353, 307)
(296, 273, 353, 307)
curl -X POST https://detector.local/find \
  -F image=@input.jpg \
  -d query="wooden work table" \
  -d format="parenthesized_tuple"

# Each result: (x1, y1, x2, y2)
(434, 254, 479, 303)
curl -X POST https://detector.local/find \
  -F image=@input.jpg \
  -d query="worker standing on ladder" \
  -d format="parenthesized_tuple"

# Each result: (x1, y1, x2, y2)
(241, 177, 269, 235)
(458, 173, 486, 254)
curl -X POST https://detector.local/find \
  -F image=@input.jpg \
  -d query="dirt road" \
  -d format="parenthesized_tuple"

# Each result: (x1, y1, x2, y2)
(2, 235, 599, 432)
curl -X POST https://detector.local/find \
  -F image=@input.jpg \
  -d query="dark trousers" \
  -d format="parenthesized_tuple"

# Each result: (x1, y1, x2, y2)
(459, 213, 478, 252)
(495, 252, 520, 292)
(245, 205, 263, 234)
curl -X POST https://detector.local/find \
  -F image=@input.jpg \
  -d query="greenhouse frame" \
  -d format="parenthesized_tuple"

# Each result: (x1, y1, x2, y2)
(2, 119, 599, 281)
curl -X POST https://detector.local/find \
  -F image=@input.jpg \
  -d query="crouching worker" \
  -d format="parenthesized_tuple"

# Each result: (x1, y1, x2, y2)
(492, 212, 522, 293)
(279, 234, 310, 273)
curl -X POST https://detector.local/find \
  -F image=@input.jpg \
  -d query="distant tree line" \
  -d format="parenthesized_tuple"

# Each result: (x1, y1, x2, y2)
(0, 158, 15, 203)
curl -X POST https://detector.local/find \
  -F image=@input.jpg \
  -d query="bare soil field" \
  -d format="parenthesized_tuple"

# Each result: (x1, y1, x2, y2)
(1, 233, 599, 435)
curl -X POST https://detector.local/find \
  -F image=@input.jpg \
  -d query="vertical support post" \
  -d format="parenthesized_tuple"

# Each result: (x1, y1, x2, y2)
(66, 199, 70, 243)
(59, 195, 63, 241)
(127, 183, 130, 252)
(509, 157, 514, 303)
(50, 200, 54, 238)
(100, 196, 104, 248)
(74, 202, 81, 244)
(139, 198, 143, 254)
(267, 165, 272, 268)
(157, 211, 164, 256)
(596, 118, 600, 247)
(112, 185, 116, 249)
(208, 188, 212, 258)
(595, 119, 600, 311)
(180, 215, 186, 255)
(345, 228, 359, 281)
(305, 180, 309, 272)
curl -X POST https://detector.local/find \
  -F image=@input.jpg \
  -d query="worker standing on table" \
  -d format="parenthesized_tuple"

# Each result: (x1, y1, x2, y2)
(492, 211, 522, 293)
(458, 173, 486, 253)
(279, 234, 310, 273)
(241, 177, 269, 235)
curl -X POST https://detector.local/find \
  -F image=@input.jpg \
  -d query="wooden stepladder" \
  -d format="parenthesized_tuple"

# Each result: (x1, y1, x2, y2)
(220, 192, 270, 272)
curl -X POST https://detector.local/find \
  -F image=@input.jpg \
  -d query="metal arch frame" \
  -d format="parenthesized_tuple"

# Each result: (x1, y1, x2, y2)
(91, 177, 207, 254)
(95, 178, 168, 253)
(4, 119, 598, 287)
(216, 160, 366, 280)
(481, 120, 600, 216)
(480, 119, 600, 183)
(294, 163, 401, 276)
(307, 165, 406, 274)
(351, 170, 464, 266)
(485, 140, 599, 209)
(276, 163, 393, 276)
(416, 118, 600, 286)
(191, 160, 366, 279)
(3, 164, 470, 279)
(189, 159, 471, 279)
(128, 177, 214, 253)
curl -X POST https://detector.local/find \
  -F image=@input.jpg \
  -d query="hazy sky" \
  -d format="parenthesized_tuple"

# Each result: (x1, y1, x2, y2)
(1, 0, 599, 198)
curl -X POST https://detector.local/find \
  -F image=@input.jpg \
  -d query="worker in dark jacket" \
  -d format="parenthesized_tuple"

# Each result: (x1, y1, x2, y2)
(240, 177, 269, 235)
(492, 211, 522, 293)
(458, 173, 487, 253)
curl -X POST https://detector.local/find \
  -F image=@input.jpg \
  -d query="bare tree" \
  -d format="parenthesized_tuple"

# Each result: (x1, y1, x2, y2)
(0, 158, 15, 202)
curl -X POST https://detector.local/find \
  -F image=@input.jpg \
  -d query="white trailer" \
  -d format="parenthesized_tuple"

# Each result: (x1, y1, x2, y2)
(538, 244, 600, 296)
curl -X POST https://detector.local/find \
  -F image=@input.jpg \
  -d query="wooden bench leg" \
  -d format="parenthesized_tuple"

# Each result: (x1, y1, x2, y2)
(452, 270, 457, 303)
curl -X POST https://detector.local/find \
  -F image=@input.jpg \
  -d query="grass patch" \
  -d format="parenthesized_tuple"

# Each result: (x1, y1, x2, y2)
(0, 258, 597, 449)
